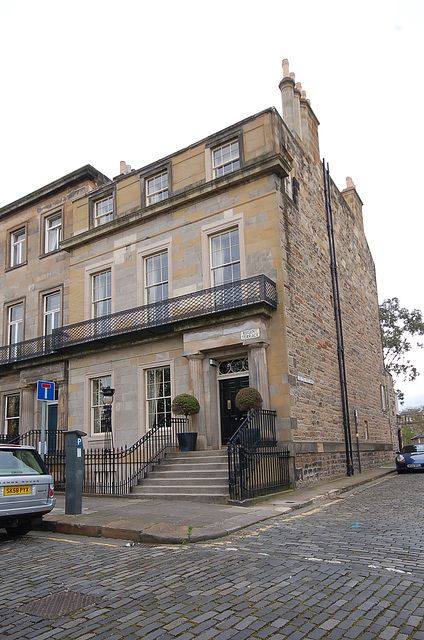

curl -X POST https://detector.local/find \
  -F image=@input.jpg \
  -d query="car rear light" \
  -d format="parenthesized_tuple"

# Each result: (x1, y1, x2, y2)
(49, 484, 54, 498)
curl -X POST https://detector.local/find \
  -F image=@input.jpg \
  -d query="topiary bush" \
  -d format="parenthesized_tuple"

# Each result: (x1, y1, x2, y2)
(235, 387, 263, 413)
(171, 393, 200, 417)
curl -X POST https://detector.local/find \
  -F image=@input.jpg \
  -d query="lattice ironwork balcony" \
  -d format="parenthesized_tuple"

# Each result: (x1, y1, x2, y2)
(0, 275, 277, 366)
(0, 336, 55, 366)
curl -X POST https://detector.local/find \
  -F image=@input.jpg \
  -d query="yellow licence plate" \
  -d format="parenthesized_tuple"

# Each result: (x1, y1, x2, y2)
(4, 485, 31, 496)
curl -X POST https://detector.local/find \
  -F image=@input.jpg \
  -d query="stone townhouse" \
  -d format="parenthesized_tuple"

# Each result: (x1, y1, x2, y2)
(0, 167, 109, 437)
(0, 61, 395, 487)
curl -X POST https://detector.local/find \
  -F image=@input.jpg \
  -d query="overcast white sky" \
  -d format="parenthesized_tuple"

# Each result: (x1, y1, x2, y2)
(1, 0, 423, 406)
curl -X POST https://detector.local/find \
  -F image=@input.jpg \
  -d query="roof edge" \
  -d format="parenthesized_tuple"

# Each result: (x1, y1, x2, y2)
(0, 165, 111, 217)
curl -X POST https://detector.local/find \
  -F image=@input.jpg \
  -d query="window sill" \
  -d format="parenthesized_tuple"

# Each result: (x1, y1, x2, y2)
(5, 262, 27, 272)
(39, 249, 62, 259)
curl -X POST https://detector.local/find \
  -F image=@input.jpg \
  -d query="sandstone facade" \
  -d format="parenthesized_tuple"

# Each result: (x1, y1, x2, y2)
(0, 63, 396, 487)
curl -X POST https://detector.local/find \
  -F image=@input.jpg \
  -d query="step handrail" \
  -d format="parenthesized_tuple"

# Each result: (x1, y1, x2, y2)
(83, 416, 187, 494)
(2, 419, 187, 495)
(227, 408, 277, 450)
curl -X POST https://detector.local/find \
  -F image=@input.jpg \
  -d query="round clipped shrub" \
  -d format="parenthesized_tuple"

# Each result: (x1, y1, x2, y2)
(235, 387, 263, 413)
(171, 393, 200, 417)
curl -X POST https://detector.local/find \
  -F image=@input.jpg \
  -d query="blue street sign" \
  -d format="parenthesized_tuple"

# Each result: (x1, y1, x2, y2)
(37, 380, 55, 402)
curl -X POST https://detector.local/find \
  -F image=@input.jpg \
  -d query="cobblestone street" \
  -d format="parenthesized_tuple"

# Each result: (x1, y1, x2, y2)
(2, 472, 424, 640)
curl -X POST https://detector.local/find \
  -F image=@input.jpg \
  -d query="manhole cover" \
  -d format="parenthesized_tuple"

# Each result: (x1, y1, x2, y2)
(17, 590, 101, 619)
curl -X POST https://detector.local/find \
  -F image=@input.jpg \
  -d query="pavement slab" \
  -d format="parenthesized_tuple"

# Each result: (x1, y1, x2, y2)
(38, 465, 396, 543)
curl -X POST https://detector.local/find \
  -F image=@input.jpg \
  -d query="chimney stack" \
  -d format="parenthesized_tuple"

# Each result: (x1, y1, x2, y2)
(120, 161, 132, 175)
(279, 59, 296, 134)
(342, 177, 364, 232)
(279, 59, 320, 164)
(293, 82, 302, 139)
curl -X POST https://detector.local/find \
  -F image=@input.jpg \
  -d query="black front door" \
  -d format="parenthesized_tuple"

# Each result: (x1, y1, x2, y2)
(219, 376, 249, 445)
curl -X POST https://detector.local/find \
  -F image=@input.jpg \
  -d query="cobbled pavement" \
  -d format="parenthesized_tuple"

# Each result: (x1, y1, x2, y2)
(1, 472, 424, 639)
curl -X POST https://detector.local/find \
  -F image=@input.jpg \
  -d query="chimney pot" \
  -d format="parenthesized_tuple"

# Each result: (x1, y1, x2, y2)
(289, 72, 296, 82)
(119, 161, 132, 175)
(282, 58, 290, 78)
(346, 177, 355, 188)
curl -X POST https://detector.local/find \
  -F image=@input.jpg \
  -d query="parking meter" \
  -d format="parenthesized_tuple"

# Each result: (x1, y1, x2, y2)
(64, 430, 87, 515)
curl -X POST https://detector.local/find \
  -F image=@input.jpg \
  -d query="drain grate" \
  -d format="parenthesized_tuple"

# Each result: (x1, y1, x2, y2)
(17, 590, 101, 619)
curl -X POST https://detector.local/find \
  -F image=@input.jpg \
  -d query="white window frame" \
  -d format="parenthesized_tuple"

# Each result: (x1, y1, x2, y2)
(45, 212, 62, 253)
(146, 172, 169, 205)
(94, 196, 114, 226)
(210, 228, 241, 287)
(10, 228, 25, 267)
(145, 365, 171, 430)
(201, 213, 246, 289)
(138, 360, 175, 437)
(137, 240, 172, 306)
(4, 393, 20, 437)
(8, 303, 23, 345)
(84, 260, 114, 321)
(145, 251, 169, 304)
(90, 375, 112, 436)
(43, 291, 61, 335)
(212, 139, 240, 178)
(91, 269, 112, 319)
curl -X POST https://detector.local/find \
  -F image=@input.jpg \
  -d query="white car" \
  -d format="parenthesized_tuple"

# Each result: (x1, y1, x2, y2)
(0, 444, 55, 535)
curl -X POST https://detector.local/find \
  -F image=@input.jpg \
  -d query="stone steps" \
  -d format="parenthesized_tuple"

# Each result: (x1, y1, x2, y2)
(132, 449, 229, 503)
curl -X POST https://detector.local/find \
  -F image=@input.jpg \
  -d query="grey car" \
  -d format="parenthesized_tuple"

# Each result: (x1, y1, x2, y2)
(0, 444, 55, 535)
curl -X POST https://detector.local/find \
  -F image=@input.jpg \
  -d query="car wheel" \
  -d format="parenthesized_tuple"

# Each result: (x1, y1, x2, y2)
(5, 521, 32, 536)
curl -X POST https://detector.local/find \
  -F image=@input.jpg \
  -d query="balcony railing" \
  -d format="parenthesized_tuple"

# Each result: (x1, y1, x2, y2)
(0, 336, 55, 365)
(0, 275, 277, 366)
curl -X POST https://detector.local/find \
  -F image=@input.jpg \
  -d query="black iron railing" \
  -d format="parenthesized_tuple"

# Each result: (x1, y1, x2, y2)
(53, 275, 277, 350)
(1, 429, 67, 452)
(83, 416, 186, 495)
(1, 430, 67, 489)
(1, 419, 186, 494)
(0, 275, 277, 366)
(227, 409, 290, 501)
(0, 336, 55, 365)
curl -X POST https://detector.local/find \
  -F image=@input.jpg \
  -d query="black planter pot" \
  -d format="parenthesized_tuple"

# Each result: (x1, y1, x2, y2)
(177, 432, 197, 452)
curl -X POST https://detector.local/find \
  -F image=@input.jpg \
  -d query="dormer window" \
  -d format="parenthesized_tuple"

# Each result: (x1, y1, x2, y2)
(94, 196, 114, 226)
(146, 172, 169, 205)
(212, 140, 240, 178)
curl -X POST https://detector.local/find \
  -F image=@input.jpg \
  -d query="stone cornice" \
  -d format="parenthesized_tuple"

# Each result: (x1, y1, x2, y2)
(0, 165, 110, 219)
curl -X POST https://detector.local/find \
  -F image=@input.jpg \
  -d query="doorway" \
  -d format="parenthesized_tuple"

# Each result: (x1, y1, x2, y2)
(46, 402, 58, 453)
(219, 376, 249, 445)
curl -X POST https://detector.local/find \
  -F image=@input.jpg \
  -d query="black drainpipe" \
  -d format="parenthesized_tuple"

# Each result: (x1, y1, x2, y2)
(323, 160, 354, 476)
